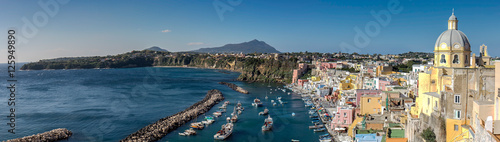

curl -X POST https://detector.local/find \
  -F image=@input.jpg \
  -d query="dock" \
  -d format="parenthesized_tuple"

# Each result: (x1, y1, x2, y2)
(5, 128, 72, 142)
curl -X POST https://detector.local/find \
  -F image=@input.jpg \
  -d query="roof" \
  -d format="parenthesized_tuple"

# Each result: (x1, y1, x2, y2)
(423, 92, 440, 98)
(435, 29, 470, 51)
(449, 13, 457, 20)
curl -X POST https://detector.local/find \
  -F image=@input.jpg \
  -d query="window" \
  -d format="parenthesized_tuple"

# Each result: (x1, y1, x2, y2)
(440, 54, 446, 63)
(435, 101, 437, 107)
(368, 99, 371, 103)
(454, 95, 460, 104)
(454, 124, 459, 131)
(344, 112, 347, 118)
(453, 54, 459, 64)
(428, 98, 430, 105)
(344, 120, 347, 124)
(454, 110, 461, 119)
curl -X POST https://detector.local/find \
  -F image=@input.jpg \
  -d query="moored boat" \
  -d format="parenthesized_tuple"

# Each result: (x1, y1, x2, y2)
(309, 124, 324, 129)
(190, 122, 204, 130)
(259, 108, 269, 115)
(313, 128, 326, 132)
(214, 123, 233, 140)
(252, 98, 263, 107)
(261, 115, 273, 131)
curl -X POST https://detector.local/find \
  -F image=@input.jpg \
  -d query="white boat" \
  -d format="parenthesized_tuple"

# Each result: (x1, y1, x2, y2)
(259, 108, 269, 115)
(292, 112, 296, 116)
(252, 98, 263, 107)
(203, 116, 215, 125)
(262, 115, 273, 131)
(213, 111, 222, 117)
(190, 122, 204, 130)
(214, 123, 233, 140)
(179, 128, 197, 136)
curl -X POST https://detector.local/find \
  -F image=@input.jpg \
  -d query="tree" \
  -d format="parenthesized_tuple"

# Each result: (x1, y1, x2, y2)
(421, 127, 436, 142)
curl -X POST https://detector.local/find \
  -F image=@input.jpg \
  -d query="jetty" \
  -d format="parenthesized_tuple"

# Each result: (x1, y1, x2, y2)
(121, 89, 224, 142)
(5, 128, 72, 142)
(219, 82, 249, 94)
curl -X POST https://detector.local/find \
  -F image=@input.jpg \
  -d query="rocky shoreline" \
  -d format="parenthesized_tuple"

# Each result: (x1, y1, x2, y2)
(5, 128, 72, 142)
(219, 82, 249, 94)
(120, 89, 224, 141)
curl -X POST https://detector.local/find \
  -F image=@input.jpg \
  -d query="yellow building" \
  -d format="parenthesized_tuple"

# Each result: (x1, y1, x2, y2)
(360, 95, 382, 115)
(411, 12, 498, 142)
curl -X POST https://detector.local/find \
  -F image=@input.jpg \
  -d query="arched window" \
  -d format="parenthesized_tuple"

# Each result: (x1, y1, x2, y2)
(453, 54, 459, 64)
(465, 55, 468, 64)
(440, 54, 446, 63)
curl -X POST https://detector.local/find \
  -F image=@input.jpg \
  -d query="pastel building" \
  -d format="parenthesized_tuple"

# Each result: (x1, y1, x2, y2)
(331, 106, 355, 130)
(360, 94, 382, 115)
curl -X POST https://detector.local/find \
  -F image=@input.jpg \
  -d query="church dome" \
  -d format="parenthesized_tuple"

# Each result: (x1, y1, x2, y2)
(435, 29, 470, 51)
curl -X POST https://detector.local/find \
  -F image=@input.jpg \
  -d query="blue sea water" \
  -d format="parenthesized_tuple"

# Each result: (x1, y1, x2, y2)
(0, 63, 324, 141)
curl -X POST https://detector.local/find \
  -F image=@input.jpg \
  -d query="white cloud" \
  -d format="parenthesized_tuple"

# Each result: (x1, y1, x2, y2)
(187, 42, 204, 46)
(161, 29, 171, 33)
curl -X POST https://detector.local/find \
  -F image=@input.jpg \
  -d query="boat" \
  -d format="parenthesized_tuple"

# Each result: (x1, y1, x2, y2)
(313, 128, 326, 132)
(219, 104, 227, 109)
(224, 101, 230, 105)
(190, 122, 204, 130)
(309, 110, 316, 115)
(236, 101, 241, 107)
(291, 139, 300, 142)
(231, 114, 238, 123)
(202, 116, 215, 125)
(319, 133, 330, 138)
(288, 92, 291, 95)
(273, 102, 277, 106)
(308, 124, 324, 129)
(265, 96, 268, 100)
(259, 108, 269, 115)
(213, 111, 222, 117)
(214, 123, 233, 140)
(292, 112, 296, 116)
(252, 98, 263, 107)
(179, 128, 197, 136)
(319, 136, 332, 142)
(261, 115, 273, 131)
(238, 110, 242, 115)
(277, 96, 282, 100)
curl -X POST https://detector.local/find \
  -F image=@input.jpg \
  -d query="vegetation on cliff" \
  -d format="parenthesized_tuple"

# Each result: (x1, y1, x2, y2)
(21, 50, 297, 83)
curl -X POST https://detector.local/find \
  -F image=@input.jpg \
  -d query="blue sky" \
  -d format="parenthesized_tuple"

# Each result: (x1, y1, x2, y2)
(1, 0, 499, 63)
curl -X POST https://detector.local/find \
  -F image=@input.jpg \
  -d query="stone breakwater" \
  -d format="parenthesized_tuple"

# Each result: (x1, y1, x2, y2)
(120, 89, 224, 142)
(5, 128, 72, 142)
(218, 82, 249, 94)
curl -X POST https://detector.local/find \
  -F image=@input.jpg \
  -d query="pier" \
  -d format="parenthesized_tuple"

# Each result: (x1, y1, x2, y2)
(218, 82, 249, 94)
(5, 128, 72, 142)
(121, 89, 224, 142)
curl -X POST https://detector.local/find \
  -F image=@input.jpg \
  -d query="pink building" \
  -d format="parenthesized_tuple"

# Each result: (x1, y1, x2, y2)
(355, 89, 382, 107)
(330, 107, 355, 130)
(379, 80, 390, 91)
(321, 62, 337, 70)
(292, 63, 308, 84)
(298, 79, 308, 86)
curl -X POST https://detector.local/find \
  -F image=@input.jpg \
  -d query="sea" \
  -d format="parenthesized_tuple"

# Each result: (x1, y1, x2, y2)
(0, 63, 325, 142)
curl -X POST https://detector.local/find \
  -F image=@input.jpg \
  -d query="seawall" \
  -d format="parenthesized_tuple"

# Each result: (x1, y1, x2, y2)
(121, 89, 224, 141)
(218, 82, 249, 94)
(5, 128, 72, 142)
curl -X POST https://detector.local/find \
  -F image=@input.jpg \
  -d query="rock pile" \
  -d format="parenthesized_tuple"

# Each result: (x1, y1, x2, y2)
(121, 89, 224, 142)
(5, 128, 72, 142)
(218, 82, 249, 94)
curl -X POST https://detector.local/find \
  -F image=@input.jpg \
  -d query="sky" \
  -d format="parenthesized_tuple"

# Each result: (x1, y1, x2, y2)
(1, 0, 499, 63)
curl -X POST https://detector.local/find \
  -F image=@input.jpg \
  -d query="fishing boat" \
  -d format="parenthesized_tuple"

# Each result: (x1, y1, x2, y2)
(219, 104, 227, 109)
(231, 114, 238, 123)
(252, 98, 263, 107)
(308, 124, 324, 129)
(292, 112, 296, 116)
(202, 116, 215, 125)
(213, 111, 222, 117)
(214, 123, 233, 140)
(190, 122, 204, 130)
(319, 136, 332, 142)
(261, 115, 273, 131)
(313, 128, 326, 132)
(178, 128, 197, 136)
(259, 108, 269, 115)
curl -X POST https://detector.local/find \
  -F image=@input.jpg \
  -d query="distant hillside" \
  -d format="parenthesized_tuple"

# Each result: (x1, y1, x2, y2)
(144, 46, 168, 52)
(190, 39, 280, 54)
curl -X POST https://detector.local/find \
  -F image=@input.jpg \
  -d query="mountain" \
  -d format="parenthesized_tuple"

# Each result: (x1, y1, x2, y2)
(190, 39, 280, 54)
(144, 46, 168, 52)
